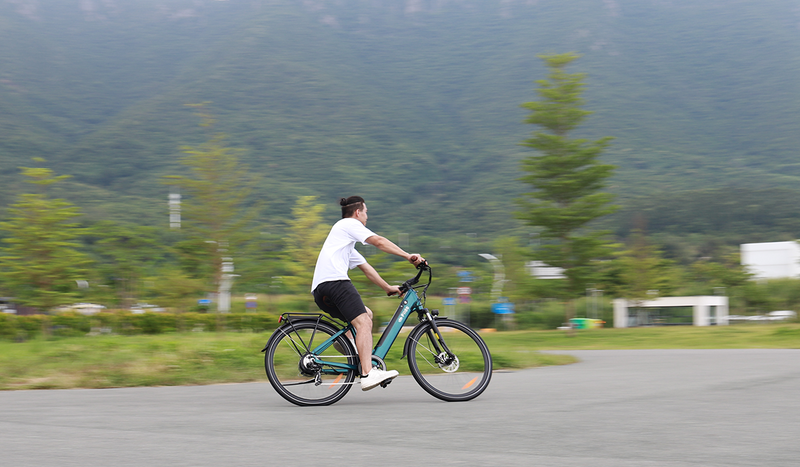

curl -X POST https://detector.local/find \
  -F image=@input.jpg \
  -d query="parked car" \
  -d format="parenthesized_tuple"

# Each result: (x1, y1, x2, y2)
(54, 303, 107, 315)
(129, 303, 165, 314)
(0, 297, 17, 314)
(764, 310, 796, 321)
(728, 310, 796, 322)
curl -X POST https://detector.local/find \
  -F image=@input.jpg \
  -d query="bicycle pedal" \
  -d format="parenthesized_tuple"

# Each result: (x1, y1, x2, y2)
(379, 379, 393, 388)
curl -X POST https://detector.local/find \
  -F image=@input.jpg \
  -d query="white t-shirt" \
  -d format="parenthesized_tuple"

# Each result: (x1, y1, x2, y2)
(311, 218, 376, 292)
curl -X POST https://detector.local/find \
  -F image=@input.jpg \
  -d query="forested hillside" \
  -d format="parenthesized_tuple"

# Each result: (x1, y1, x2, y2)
(2, 0, 800, 241)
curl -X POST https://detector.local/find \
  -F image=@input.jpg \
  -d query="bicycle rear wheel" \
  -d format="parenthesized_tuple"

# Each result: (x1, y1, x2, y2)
(264, 320, 357, 406)
(407, 318, 492, 402)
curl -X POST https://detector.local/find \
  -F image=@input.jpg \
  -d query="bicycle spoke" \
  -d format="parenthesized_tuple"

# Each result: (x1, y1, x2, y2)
(265, 320, 358, 406)
(279, 329, 307, 357)
(409, 335, 438, 368)
(407, 319, 492, 402)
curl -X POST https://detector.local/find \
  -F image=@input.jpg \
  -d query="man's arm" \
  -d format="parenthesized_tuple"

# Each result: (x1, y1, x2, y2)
(365, 235, 424, 266)
(357, 263, 401, 296)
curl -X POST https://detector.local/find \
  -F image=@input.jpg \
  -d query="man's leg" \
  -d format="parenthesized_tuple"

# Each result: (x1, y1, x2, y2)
(344, 306, 372, 342)
(316, 282, 397, 389)
(350, 310, 374, 376)
(351, 307, 398, 390)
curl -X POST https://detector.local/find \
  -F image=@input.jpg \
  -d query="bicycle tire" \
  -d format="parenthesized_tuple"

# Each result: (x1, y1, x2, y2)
(264, 320, 357, 406)
(406, 318, 492, 402)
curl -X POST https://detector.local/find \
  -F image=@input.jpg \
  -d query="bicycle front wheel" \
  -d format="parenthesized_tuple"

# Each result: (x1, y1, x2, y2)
(407, 318, 492, 402)
(264, 320, 357, 406)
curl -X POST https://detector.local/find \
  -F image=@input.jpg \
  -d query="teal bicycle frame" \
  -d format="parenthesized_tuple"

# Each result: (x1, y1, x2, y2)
(294, 286, 424, 375)
(265, 262, 491, 405)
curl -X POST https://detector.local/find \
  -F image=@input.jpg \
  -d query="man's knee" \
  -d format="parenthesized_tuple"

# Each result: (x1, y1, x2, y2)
(351, 311, 372, 330)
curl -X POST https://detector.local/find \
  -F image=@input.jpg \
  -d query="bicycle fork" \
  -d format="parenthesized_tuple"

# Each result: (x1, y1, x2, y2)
(404, 311, 456, 365)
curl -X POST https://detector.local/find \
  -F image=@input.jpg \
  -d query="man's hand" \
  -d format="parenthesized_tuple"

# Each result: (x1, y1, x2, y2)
(386, 285, 402, 296)
(408, 254, 425, 267)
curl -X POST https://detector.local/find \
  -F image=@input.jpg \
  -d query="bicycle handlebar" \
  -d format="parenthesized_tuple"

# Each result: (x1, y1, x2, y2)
(397, 261, 431, 294)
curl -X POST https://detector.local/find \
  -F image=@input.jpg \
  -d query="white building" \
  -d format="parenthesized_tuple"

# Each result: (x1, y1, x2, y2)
(526, 261, 565, 279)
(613, 296, 729, 328)
(740, 241, 800, 280)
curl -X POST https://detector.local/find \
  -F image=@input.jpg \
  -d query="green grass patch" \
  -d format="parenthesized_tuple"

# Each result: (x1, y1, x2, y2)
(1, 323, 797, 390)
(497, 323, 800, 350)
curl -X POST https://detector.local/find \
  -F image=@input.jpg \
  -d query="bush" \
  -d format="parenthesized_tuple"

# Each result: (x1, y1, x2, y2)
(0, 313, 15, 339)
(181, 312, 219, 332)
(138, 312, 178, 334)
(467, 304, 496, 329)
(0, 311, 281, 340)
(16, 315, 47, 338)
(508, 301, 566, 330)
(51, 312, 91, 336)
(516, 309, 567, 330)
(224, 313, 280, 332)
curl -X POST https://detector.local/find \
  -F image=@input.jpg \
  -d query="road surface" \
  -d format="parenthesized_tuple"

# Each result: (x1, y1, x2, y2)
(1, 349, 798, 466)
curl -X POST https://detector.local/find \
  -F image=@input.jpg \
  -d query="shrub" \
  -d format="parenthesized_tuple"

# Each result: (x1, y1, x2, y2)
(0, 313, 15, 338)
(182, 312, 219, 332)
(514, 301, 568, 330)
(16, 315, 47, 338)
(137, 312, 178, 334)
(224, 313, 279, 332)
(51, 312, 91, 336)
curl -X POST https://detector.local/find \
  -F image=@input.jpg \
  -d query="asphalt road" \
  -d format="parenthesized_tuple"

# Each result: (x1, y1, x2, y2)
(1, 349, 798, 467)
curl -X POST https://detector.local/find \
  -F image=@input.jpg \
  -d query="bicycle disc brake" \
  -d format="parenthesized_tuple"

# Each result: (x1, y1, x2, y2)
(437, 352, 459, 373)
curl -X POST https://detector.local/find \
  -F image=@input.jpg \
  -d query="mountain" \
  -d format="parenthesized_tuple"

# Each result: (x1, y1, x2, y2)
(1, 0, 799, 241)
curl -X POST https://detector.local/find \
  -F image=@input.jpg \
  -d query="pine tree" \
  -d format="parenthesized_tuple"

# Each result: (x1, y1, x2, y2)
(518, 53, 617, 302)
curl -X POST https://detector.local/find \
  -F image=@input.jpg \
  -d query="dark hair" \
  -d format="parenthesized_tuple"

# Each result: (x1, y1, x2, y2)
(340, 196, 365, 218)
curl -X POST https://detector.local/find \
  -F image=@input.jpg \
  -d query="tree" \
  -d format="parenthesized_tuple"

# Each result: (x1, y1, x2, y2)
(690, 251, 752, 313)
(86, 221, 170, 308)
(0, 162, 92, 310)
(690, 251, 751, 292)
(517, 53, 617, 322)
(282, 196, 328, 294)
(491, 236, 534, 304)
(614, 230, 681, 306)
(146, 267, 207, 312)
(165, 107, 261, 305)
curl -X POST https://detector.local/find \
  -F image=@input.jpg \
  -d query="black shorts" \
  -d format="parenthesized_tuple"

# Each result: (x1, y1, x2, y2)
(312, 280, 366, 323)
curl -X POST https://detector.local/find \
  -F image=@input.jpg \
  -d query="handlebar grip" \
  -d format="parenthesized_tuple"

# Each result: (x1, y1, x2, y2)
(395, 262, 430, 295)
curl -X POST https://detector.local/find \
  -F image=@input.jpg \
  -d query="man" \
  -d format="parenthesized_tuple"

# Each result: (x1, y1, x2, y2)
(311, 196, 425, 391)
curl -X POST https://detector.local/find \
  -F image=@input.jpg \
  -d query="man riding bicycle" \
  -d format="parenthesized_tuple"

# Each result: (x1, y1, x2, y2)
(311, 196, 425, 391)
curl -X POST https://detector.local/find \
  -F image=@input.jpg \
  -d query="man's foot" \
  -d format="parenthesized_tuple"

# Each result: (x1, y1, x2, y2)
(360, 368, 399, 391)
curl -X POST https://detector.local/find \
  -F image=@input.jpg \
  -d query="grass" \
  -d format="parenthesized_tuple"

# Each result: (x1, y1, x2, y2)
(1, 323, 797, 390)
(490, 322, 800, 350)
